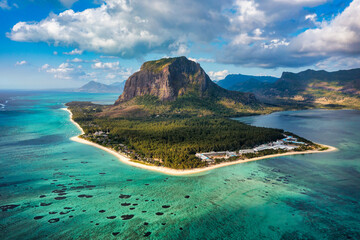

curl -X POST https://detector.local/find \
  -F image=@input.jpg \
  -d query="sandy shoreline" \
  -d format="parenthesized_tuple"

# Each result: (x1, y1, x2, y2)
(62, 107, 338, 176)
(62, 108, 85, 135)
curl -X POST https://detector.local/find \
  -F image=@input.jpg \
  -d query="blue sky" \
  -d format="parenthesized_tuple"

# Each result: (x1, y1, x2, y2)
(0, 0, 359, 89)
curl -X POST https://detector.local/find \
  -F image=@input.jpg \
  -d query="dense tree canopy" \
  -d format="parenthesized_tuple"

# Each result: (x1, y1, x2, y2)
(67, 102, 285, 169)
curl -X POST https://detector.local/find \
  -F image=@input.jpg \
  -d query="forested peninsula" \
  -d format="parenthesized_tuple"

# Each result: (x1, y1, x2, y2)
(66, 57, 334, 172)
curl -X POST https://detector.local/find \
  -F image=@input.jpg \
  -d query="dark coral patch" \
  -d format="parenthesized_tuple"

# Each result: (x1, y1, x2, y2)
(49, 212, 57, 214)
(121, 203, 131, 206)
(184, 195, 190, 198)
(54, 197, 66, 200)
(107, 216, 117, 219)
(121, 215, 134, 220)
(112, 232, 120, 236)
(48, 218, 60, 223)
(34, 216, 44, 220)
(40, 203, 52, 206)
(39, 195, 46, 198)
(144, 232, 151, 237)
(78, 195, 93, 198)
(60, 211, 70, 215)
(99, 210, 106, 213)
(155, 212, 164, 216)
(0, 204, 20, 212)
(144, 222, 149, 225)
(162, 205, 170, 208)
(119, 194, 131, 199)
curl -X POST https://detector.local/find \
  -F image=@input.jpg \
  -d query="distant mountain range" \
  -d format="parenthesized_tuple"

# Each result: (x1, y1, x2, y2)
(216, 74, 278, 91)
(220, 69, 360, 109)
(76, 81, 125, 93)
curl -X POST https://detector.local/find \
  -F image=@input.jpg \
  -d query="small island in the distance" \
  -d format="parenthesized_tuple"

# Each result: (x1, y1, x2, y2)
(65, 56, 336, 175)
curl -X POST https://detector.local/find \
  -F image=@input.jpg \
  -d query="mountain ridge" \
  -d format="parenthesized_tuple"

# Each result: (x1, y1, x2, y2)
(216, 74, 278, 90)
(76, 80, 125, 93)
(222, 68, 360, 109)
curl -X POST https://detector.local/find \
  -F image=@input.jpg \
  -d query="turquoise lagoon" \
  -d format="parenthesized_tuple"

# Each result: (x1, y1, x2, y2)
(0, 91, 359, 239)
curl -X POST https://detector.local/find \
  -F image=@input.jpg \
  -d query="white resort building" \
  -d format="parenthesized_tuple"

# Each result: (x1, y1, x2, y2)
(195, 135, 305, 163)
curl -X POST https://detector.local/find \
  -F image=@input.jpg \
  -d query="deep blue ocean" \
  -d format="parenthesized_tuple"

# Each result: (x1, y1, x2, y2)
(0, 91, 359, 239)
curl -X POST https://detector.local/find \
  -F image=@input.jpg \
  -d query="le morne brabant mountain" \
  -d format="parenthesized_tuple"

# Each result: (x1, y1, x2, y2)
(219, 68, 360, 110)
(99, 56, 271, 118)
(67, 56, 316, 169)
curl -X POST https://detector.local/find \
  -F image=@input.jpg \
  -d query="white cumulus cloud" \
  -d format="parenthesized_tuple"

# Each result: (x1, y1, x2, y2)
(41, 62, 86, 80)
(63, 49, 83, 55)
(188, 57, 215, 63)
(68, 58, 83, 63)
(219, 0, 360, 68)
(15, 60, 27, 66)
(6, 0, 360, 69)
(92, 61, 120, 70)
(7, 0, 229, 58)
(0, 0, 10, 9)
(208, 70, 229, 80)
(291, 0, 360, 56)
(305, 13, 317, 23)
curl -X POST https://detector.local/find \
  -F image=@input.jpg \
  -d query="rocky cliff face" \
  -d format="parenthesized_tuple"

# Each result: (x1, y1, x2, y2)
(115, 56, 256, 104)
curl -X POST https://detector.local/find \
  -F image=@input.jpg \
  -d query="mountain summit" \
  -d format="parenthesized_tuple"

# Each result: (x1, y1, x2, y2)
(115, 56, 256, 105)
(99, 57, 265, 118)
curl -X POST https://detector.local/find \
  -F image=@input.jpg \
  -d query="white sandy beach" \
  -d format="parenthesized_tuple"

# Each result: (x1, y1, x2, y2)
(62, 108, 85, 135)
(63, 107, 338, 176)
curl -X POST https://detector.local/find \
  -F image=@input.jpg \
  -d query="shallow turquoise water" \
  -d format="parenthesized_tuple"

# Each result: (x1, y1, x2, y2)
(0, 92, 359, 239)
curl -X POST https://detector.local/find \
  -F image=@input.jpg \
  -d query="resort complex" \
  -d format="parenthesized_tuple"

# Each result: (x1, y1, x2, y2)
(195, 135, 306, 164)
(83, 127, 312, 167)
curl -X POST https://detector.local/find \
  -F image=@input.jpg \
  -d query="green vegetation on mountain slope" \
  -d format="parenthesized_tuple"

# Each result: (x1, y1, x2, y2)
(222, 69, 360, 110)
